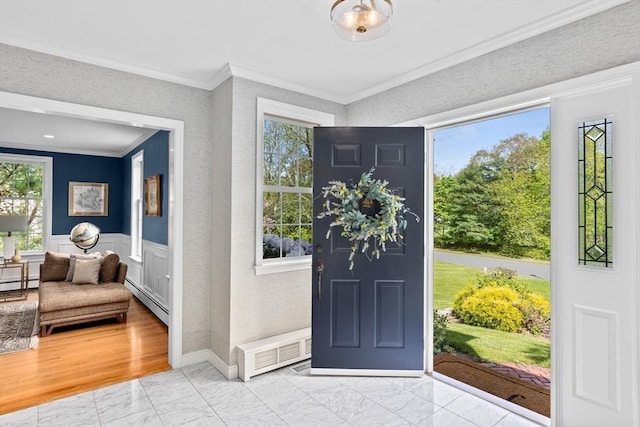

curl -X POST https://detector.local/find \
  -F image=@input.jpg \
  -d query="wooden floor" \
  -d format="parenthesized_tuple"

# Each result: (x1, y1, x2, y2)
(0, 296, 171, 415)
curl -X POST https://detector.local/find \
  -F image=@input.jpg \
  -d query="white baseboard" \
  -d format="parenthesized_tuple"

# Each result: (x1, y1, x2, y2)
(309, 368, 424, 378)
(181, 349, 239, 380)
(125, 281, 169, 325)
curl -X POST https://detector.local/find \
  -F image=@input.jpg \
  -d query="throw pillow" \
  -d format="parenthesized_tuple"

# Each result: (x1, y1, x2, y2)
(65, 253, 100, 282)
(71, 258, 102, 285)
(41, 251, 71, 282)
(99, 251, 120, 283)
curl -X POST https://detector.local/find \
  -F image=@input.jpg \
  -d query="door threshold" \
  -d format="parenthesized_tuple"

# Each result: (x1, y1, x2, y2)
(310, 368, 424, 378)
(432, 372, 550, 426)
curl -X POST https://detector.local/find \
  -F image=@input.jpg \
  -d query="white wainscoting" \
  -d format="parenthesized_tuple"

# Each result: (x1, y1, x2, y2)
(122, 237, 169, 325)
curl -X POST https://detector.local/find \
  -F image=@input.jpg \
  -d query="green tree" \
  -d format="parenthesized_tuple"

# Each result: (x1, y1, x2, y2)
(0, 162, 44, 251)
(491, 131, 550, 258)
(446, 161, 500, 248)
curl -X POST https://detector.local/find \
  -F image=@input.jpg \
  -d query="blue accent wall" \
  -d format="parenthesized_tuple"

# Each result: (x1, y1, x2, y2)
(122, 131, 169, 245)
(0, 147, 123, 235)
(1, 130, 168, 245)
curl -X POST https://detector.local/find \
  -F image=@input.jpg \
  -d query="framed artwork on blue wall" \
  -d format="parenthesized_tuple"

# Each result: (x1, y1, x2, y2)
(68, 181, 109, 216)
(145, 174, 161, 216)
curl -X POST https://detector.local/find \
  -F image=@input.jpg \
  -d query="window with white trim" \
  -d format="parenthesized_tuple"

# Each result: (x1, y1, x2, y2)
(255, 99, 334, 274)
(131, 151, 144, 259)
(0, 154, 52, 254)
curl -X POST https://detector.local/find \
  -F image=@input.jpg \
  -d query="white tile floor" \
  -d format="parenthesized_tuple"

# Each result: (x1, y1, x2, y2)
(0, 361, 544, 426)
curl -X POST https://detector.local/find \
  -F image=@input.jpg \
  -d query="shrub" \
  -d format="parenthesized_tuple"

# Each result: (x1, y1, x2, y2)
(474, 267, 527, 294)
(518, 293, 551, 337)
(454, 285, 523, 332)
(433, 311, 451, 354)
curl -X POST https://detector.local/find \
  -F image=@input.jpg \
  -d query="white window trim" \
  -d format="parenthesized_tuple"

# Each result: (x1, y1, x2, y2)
(255, 98, 334, 275)
(130, 150, 144, 261)
(0, 153, 53, 255)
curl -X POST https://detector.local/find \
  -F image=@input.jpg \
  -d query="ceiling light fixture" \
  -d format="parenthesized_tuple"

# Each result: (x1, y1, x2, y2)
(331, 0, 393, 42)
(43, 134, 55, 139)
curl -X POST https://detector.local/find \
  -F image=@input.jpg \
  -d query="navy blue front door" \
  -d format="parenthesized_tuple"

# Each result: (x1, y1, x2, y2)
(311, 127, 425, 371)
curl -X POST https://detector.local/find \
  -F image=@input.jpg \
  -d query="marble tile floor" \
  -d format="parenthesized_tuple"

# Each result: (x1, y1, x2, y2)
(0, 361, 545, 427)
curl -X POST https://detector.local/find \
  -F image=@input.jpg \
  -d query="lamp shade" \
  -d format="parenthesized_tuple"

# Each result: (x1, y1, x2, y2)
(0, 215, 27, 233)
(331, 0, 393, 42)
(0, 215, 27, 261)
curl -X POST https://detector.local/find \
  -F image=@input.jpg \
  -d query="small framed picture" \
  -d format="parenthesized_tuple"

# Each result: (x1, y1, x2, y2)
(68, 181, 109, 216)
(145, 174, 161, 216)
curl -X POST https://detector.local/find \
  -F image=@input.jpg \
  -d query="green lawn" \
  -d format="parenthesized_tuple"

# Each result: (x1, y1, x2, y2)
(434, 258, 551, 367)
(445, 322, 551, 367)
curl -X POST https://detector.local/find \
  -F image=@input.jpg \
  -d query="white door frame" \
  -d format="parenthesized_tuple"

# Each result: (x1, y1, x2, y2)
(396, 61, 640, 425)
(0, 91, 184, 368)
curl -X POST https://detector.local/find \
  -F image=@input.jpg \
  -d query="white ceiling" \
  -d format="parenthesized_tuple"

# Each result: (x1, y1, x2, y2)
(0, 108, 157, 157)
(0, 0, 625, 155)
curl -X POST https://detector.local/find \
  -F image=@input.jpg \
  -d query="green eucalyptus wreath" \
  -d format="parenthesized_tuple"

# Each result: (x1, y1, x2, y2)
(317, 168, 419, 270)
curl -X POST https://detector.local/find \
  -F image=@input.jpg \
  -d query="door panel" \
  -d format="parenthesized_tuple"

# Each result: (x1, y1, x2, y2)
(311, 127, 425, 373)
(552, 82, 638, 426)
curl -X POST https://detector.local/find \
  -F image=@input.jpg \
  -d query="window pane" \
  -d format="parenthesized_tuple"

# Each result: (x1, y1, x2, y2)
(300, 193, 312, 224)
(263, 192, 282, 226)
(280, 155, 297, 187)
(282, 193, 300, 224)
(299, 158, 312, 187)
(263, 226, 282, 259)
(263, 120, 280, 153)
(263, 153, 279, 185)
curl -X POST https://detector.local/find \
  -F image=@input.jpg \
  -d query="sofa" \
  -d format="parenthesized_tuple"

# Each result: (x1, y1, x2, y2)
(38, 251, 132, 336)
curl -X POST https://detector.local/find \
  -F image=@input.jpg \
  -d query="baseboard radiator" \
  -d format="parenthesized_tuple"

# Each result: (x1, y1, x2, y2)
(237, 327, 311, 381)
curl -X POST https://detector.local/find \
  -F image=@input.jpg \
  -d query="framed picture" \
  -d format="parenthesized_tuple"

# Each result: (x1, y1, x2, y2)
(145, 174, 161, 216)
(68, 181, 109, 216)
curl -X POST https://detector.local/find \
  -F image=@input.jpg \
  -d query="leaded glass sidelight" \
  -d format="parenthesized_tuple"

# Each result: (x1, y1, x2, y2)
(578, 119, 612, 267)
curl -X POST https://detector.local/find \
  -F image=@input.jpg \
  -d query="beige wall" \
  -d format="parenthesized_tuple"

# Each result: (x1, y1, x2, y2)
(210, 78, 234, 362)
(224, 77, 346, 365)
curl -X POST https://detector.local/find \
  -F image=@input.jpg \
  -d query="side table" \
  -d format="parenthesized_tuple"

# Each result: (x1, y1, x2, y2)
(0, 260, 30, 302)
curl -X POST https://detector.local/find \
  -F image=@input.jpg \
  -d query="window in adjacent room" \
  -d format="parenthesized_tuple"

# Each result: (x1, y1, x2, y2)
(131, 150, 144, 260)
(0, 154, 52, 254)
(255, 98, 334, 274)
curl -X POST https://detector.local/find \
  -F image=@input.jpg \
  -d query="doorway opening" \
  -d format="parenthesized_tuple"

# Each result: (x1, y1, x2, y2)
(431, 107, 551, 418)
(0, 91, 184, 411)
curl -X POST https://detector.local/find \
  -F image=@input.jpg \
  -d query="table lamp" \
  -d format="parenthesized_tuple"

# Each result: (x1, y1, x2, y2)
(0, 215, 28, 262)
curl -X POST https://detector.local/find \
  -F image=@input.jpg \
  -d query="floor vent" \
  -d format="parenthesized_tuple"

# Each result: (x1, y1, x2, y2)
(238, 327, 311, 381)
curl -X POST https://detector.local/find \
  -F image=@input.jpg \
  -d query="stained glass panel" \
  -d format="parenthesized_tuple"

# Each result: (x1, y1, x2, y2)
(578, 119, 612, 267)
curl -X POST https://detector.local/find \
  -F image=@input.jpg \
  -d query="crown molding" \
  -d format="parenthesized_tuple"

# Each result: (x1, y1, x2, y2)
(224, 63, 347, 104)
(0, 35, 212, 91)
(0, 139, 124, 157)
(120, 128, 159, 157)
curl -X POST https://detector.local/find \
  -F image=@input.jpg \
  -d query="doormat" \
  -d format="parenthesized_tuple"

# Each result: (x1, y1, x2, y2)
(0, 300, 39, 354)
(434, 353, 550, 417)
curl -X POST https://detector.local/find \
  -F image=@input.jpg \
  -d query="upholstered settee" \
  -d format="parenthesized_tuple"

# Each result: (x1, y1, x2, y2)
(38, 251, 132, 336)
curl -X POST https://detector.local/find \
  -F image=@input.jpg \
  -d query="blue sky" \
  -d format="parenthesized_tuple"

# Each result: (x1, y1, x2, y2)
(433, 107, 550, 176)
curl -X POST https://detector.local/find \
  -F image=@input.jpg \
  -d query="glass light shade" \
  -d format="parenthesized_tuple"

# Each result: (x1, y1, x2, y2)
(331, 0, 393, 42)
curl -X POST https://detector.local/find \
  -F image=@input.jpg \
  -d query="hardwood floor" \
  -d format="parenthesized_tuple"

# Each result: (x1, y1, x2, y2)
(0, 296, 171, 415)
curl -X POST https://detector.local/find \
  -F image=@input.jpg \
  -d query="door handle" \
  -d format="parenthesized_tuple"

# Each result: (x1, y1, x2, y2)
(315, 260, 324, 299)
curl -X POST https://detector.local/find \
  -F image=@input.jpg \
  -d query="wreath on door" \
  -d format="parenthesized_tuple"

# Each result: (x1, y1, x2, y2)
(317, 168, 419, 270)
